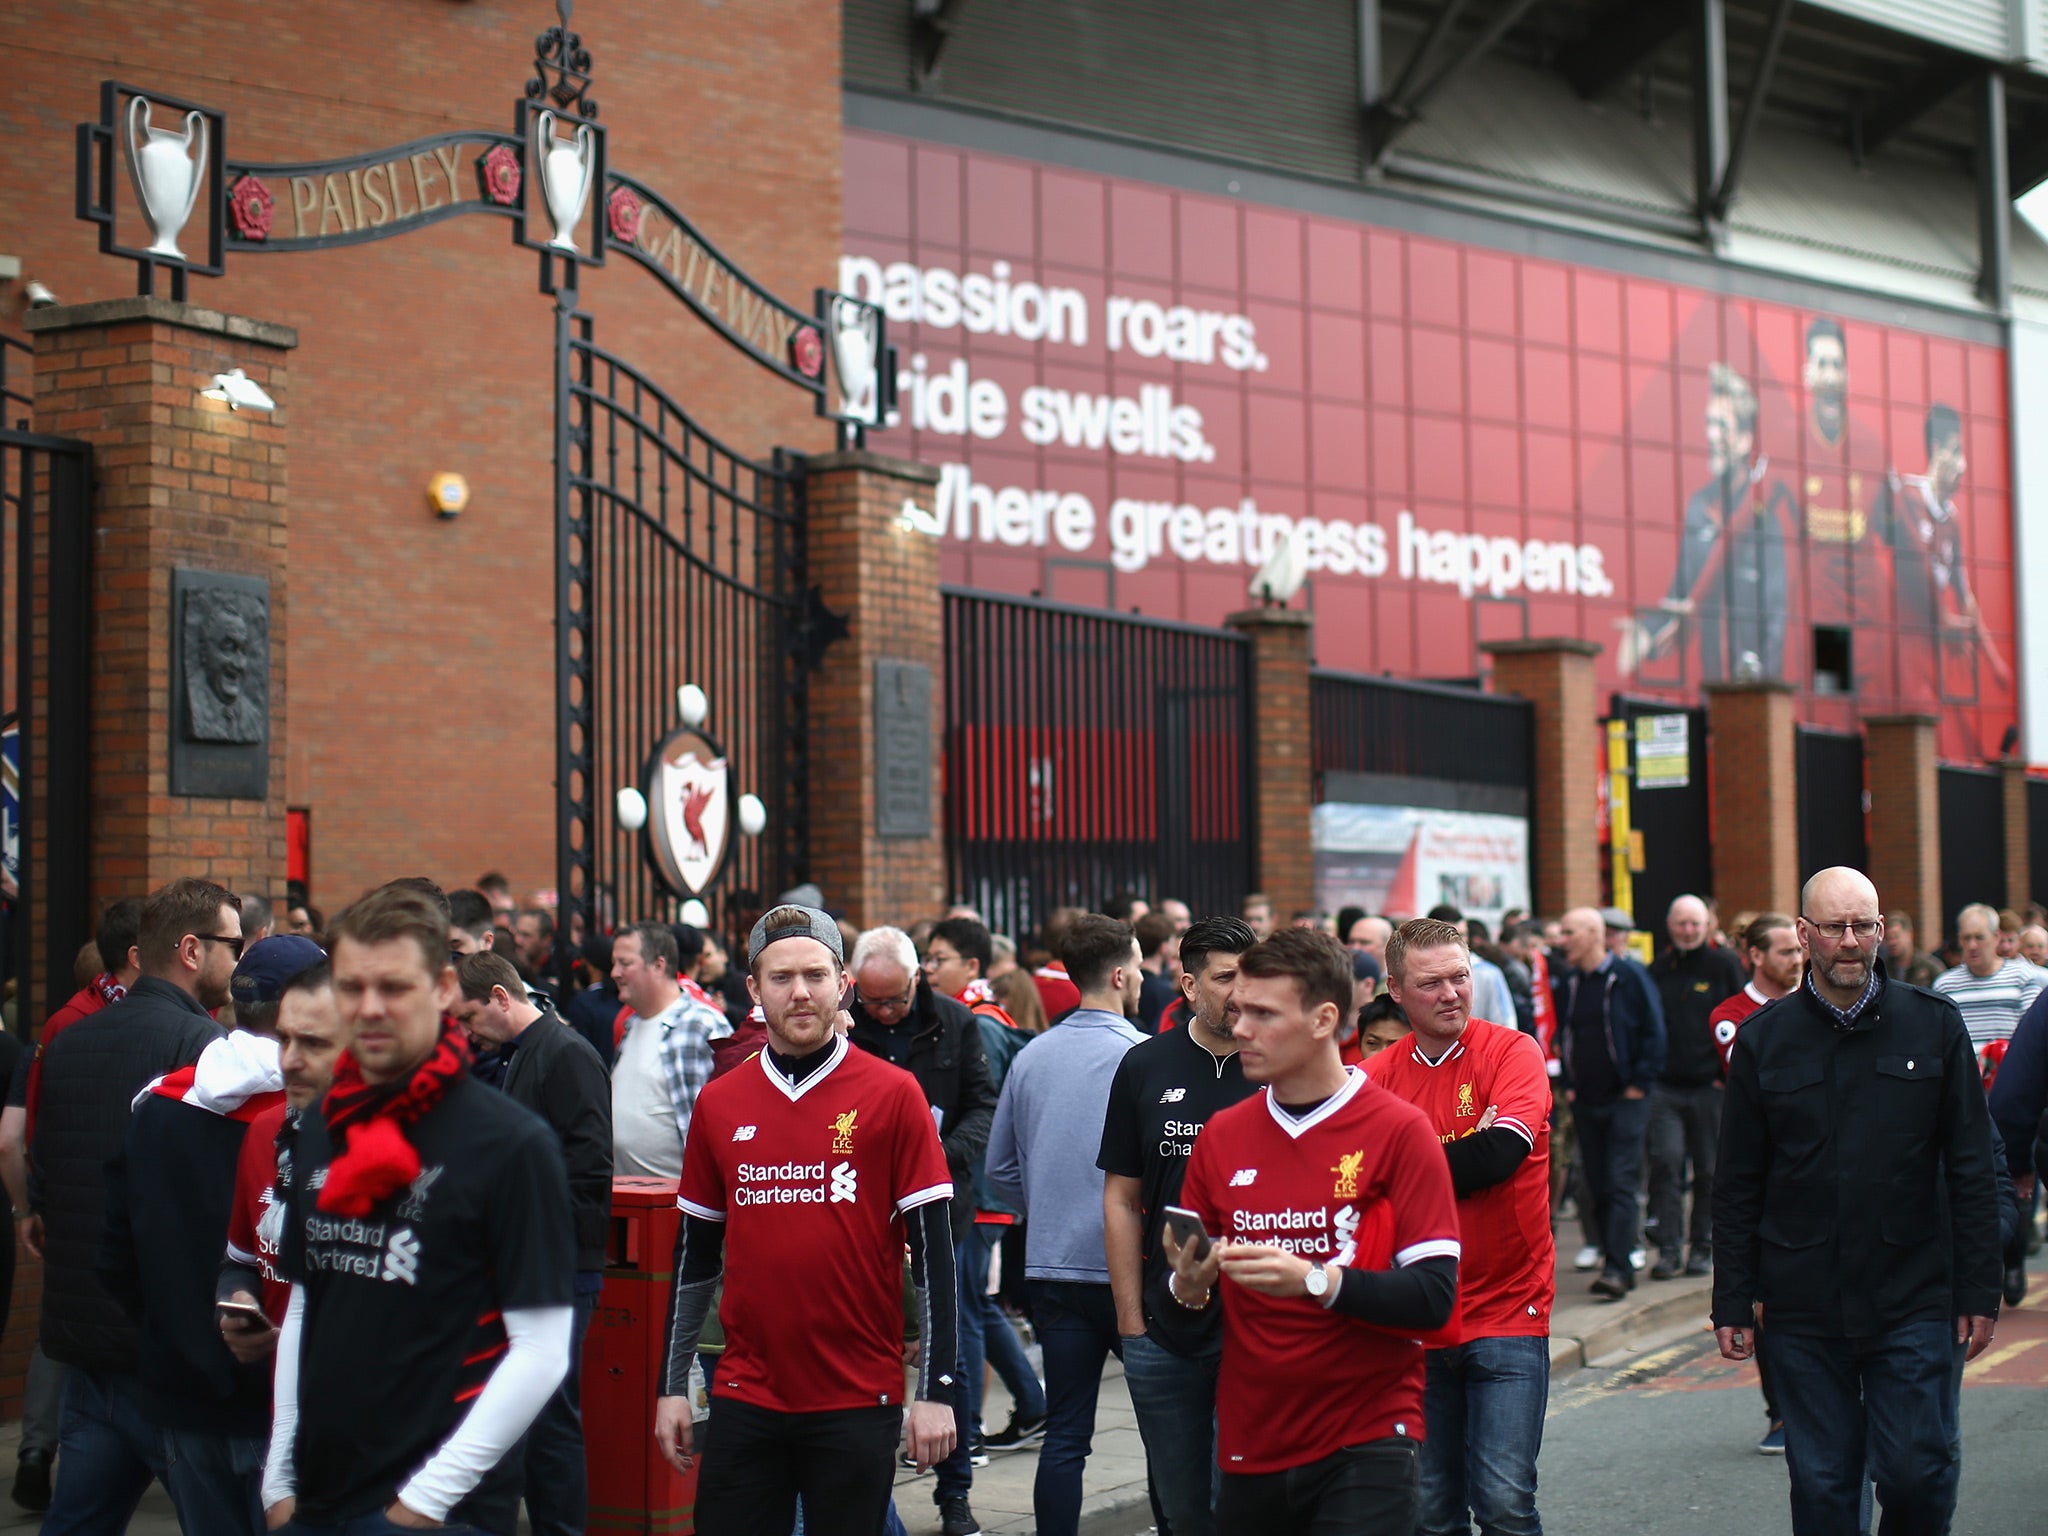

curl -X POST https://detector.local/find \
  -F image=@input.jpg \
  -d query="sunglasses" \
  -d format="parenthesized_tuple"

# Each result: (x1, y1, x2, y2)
(194, 932, 246, 960)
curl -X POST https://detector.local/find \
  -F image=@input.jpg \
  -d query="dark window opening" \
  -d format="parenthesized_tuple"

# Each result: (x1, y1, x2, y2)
(1813, 627, 1853, 695)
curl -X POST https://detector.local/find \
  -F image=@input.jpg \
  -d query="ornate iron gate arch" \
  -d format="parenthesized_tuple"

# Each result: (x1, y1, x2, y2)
(68, 0, 893, 936)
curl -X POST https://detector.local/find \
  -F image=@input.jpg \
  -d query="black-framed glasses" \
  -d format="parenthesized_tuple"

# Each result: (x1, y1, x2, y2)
(1804, 918, 1881, 941)
(855, 982, 917, 1013)
(194, 932, 246, 960)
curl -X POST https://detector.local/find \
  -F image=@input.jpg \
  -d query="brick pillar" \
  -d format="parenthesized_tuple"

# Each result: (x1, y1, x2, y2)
(26, 297, 294, 927)
(1481, 638, 1603, 917)
(1865, 714, 1942, 946)
(1225, 609, 1313, 919)
(1704, 680, 1799, 915)
(2003, 758, 2031, 912)
(802, 450, 945, 929)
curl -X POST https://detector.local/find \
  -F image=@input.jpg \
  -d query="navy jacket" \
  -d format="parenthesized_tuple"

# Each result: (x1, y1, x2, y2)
(1987, 988, 2048, 1181)
(1552, 958, 1667, 1099)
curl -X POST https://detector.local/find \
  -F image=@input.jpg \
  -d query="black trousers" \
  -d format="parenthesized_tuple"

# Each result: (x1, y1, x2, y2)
(1216, 1437, 1418, 1536)
(695, 1398, 900, 1536)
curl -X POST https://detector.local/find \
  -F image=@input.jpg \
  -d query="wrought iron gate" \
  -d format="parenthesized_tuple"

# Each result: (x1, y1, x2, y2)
(2, 336, 93, 1027)
(556, 310, 808, 936)
(942, 589, 1251, 941)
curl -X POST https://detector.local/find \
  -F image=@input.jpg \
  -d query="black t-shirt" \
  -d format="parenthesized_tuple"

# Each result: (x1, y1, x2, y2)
(1096, 1023, 1255, 1357)
(0, 1032, 24, 1111)
(280, 1071, 575, 1523)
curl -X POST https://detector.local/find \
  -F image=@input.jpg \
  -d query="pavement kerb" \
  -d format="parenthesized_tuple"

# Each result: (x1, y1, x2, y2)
(1549, 1275, 1715, 1372)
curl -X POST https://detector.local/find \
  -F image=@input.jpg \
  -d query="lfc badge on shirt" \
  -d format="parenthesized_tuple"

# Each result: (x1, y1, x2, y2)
(1332, 1150, 1364, 1199)
(1456, 1082, 1477, 1119)
(831, 1109, 858, 1154)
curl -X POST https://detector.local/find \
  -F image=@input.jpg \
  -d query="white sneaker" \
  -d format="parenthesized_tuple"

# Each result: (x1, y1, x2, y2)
(1573, 1245, 1602, 1271)
(1630, 1248, 1647, 1271)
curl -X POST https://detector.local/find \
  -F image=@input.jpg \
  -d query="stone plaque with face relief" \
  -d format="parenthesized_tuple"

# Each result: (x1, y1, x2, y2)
(170, 568, 270, 798)
(874, 659, 933, 840)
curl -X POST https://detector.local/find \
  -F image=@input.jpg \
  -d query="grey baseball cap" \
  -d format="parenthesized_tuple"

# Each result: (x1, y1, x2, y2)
(747, 904, 845, 966)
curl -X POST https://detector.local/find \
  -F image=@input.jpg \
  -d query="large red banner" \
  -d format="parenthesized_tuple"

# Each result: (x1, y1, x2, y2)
(844, 129, 2015, 759)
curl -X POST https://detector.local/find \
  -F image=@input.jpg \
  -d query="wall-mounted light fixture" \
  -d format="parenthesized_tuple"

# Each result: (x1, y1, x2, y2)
(428, 472, 470, 518)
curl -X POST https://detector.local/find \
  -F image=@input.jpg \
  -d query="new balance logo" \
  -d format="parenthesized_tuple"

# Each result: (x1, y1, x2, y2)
(733, 1125, 758, 1141)
(1159, 1087, 1187, 1103)
(1229, 1168, 1258, 1186)
(382, 1227, 420, 1286)
(829, 1161, 859, 1203)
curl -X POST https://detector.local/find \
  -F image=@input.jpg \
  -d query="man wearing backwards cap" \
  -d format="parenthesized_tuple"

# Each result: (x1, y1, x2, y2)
(99, 935, 308, 1534)
(654, 904, 960, 1536)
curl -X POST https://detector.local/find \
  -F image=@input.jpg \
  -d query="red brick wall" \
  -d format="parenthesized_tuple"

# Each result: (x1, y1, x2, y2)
(27, 300, 293, 963)
(1866, 714, 1942, 946)
(1228, 610, 1313, 919)
(1483, 638, 1602, 917)
(1704, 681, 1798, 916)
(2003, 759, 2031, 912)
(804, 451, 946, 928)
(5, 0, 842, 912)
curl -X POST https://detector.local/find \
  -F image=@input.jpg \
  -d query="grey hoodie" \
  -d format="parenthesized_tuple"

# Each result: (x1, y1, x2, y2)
(986, 1007, 1144, 1283)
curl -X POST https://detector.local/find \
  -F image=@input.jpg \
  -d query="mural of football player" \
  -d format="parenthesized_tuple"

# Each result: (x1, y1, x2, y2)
(1798, 317, 1885, 695)
(1884, 404, 2008, 703)
(1618, 363, 1794, 684)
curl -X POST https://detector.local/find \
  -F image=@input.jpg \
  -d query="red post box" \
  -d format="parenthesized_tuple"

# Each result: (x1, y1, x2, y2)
(585, 1177, 696, 1534)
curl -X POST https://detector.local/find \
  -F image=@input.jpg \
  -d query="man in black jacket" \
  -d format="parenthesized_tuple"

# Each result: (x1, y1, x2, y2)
(30, 877, 231, 1531)
(1713, 866, 2000, 1536)
(847, 925, 995, 1536)
(101, 935, 306, 1534)
(454, 950, 613, 1536)
(1646, 894, 1745, 1279)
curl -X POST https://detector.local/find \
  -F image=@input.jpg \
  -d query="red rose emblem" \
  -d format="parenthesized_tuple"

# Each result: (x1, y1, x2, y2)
(479, 145, 522, 207)
(791, 326, 824, 379)
(228, 175, 273, 242)
(607, 185, 644, 245)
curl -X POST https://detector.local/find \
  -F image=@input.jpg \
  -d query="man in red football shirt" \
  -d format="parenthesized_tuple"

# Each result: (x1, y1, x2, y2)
(1167, 928, 1460, 1533)
(1370, 918, 1553, 1536)
(1705, 910, 1802, 1454)
(652, 905, 959, 1536)
(1709, 913, 1802, 1077)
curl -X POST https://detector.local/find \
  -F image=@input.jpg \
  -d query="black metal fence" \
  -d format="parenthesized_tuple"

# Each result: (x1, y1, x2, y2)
(1610, 697, 1711, 930)
(2031, 776, 2048, 913)
(2, 331, 93, 1027)
(942, 589, 1251, 942)
(1312, 671, 1532, 791)
(562, 315, 808, 937)
(1796, 727, 1868, 882)
(1938, 764, 2005, 933)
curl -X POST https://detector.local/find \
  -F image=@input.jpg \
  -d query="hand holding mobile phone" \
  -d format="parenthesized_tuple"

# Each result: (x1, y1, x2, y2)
(216, 1299, 269, 1328)
(1161, 1205, 1212, 1263)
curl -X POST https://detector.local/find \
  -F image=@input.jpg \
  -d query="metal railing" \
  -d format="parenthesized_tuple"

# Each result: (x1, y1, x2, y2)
(1312, 669, 1532, 793)
(943, 588, 1251, 942)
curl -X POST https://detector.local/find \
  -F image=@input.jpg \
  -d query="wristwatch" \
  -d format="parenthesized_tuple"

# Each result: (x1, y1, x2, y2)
(1303, 1262, 1330, 1301)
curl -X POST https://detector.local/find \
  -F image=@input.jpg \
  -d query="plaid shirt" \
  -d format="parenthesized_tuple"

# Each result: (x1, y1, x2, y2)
(643, 985, 730, 1142)
(1805, 964, 1881, 1031)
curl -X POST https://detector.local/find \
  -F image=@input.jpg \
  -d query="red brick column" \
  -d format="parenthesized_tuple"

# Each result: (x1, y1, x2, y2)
(2003, 758, 2031, 913)
(1704, 680, 1799, 916)
(1865, 714, 1942, 945)
(1481, 638, 1603, 917)
(26, 296, 294, 927)
(802, 450, 945, 929)
(1225, 609, 1313, 920)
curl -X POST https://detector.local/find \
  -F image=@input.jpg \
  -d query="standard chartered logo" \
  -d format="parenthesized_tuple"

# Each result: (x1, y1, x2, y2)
(382, 1227, 420, 1286)
(829, 1161, 858, 1203)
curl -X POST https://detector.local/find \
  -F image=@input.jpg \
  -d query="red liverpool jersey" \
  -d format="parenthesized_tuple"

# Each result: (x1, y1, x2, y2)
(1367, 1020, 1554, 1340)
(225, 1099, 293, 1324)
(1708, 983, 1771, 1075)
(1179, 1069, 1461, 1474)
(678, 1034, 953, 1414)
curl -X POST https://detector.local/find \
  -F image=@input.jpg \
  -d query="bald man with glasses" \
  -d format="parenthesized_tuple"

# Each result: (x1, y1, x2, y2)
(1714, 867, 1999, 1536)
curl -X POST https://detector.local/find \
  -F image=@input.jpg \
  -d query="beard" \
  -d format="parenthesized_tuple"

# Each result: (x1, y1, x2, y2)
(1821, 954, 1871, 991)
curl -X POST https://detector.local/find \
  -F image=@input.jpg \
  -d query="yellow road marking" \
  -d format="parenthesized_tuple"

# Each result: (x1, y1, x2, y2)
(1964, 1335, 2044, 1379)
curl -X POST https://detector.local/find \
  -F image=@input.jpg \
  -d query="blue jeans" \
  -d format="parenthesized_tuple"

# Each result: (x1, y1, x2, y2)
(1574, 1096, 1649, 1280)
(40, 1368, 166, 1536)
(521, 1285, 598, 1535)
(1417, 1335, 1548, 1536)
(1030, 1279, 1124, 1536)
(1771, 1319, 1960, 1536)
(163, 1426, 266, 1536)
(959, 1224, 1045, 1433)
(1121, 1332, 1221, 1536)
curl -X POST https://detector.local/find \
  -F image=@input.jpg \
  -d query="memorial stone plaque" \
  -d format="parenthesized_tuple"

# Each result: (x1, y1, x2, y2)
(170, 567, 271, 799)
(874, 659, 932, 840)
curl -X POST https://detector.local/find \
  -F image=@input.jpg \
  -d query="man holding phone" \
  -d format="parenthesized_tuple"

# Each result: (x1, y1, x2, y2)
(1098, 916, 1258, 1536)
(1168, 929, 1461, 1532)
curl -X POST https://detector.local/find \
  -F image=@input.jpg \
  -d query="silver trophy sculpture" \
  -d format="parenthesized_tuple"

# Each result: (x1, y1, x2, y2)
(828, 295, 880, 424)
(534, 109, 596, 254)
(123, 96, 207, 262)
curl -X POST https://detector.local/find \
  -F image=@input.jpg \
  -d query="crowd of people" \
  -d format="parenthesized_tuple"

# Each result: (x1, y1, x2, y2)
(0, 864, 2030, 1536)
